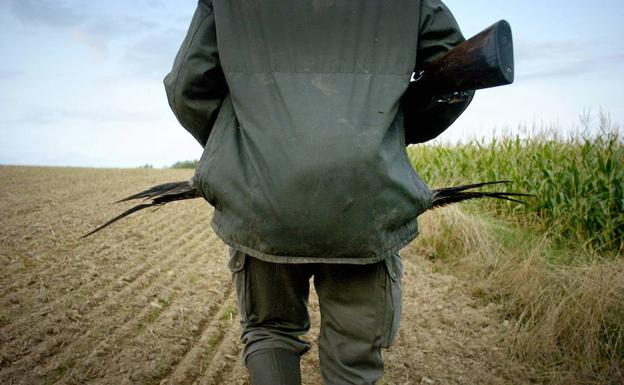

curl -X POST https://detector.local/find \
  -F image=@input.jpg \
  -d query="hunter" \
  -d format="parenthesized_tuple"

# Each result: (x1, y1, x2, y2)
(164, 1, 473, 384)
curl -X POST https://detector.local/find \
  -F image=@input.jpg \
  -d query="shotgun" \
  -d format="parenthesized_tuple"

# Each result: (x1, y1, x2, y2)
(413, 19, 514, 98)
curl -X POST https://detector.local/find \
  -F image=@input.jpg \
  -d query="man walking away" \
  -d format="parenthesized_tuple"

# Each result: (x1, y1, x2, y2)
(164, 1, 473, 384)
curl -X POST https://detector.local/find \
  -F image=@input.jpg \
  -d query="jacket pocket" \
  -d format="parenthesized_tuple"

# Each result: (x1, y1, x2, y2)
(381, 252, 403, 348)
(193, 94, 236, 209)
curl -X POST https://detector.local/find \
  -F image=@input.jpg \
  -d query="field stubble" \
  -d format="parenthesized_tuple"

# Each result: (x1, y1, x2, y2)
(0, 166, 536, 384)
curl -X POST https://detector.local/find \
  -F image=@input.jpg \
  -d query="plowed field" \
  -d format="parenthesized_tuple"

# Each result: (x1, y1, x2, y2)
(0, 166, 536, 384)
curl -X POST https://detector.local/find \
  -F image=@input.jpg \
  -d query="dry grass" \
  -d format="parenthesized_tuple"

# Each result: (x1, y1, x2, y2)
(414, 207, 624, 384)
(407, 113, 623, 383)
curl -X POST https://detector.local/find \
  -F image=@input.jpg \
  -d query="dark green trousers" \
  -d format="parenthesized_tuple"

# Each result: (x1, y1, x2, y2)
(228, 248, 403, 385)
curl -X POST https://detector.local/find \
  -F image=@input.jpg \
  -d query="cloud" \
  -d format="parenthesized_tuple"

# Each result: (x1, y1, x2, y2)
(520, 52, 624, 80)
(7, 0, 160, 55)
(123, 28, 186, 78)
(71, 29, 108, 56)
(514, 38, 623, 80)
(5, 0, 194, 78)
(84, 15, 159, 41)
(7, 0, 84, 27)
(0, 102, 160, 126)
(0, 69, 25, 79)
(515, 39, 583, 63)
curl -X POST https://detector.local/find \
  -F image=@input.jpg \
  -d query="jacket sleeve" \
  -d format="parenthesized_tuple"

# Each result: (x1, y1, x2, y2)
(403, 0, 474, 145)
(164, 0, 228, 147)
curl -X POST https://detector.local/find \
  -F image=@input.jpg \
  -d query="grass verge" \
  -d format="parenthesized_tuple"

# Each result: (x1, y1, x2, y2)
(413, 207, 623, 384)
(406, 114, 622, 382)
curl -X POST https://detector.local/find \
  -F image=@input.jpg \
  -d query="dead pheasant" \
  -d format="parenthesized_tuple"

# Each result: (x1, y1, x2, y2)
(82, 179, 530, 237)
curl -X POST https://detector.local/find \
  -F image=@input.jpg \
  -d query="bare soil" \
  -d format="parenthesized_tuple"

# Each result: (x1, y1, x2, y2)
(0, 166, 538, 384)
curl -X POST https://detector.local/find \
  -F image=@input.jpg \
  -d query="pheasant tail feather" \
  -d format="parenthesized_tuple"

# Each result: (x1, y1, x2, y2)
(82, 178, 201, 238)
(430, 181, 532, 209)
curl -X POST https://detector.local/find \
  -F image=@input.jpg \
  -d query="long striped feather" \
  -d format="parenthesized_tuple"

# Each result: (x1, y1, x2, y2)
(82, 179, 200, 238)
(83, 179, 531, 238)
(430, 181, 532, 209)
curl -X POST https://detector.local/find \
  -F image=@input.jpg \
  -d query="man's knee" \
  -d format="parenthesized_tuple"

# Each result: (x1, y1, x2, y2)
(241, 327, 310, 363)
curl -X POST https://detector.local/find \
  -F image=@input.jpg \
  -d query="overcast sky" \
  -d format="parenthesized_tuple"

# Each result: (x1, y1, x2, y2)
(1, 0, 622, 168)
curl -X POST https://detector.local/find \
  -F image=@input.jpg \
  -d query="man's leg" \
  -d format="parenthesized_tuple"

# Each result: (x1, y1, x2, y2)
(228, 249, 313, 385)
(313, 253, 403, 385)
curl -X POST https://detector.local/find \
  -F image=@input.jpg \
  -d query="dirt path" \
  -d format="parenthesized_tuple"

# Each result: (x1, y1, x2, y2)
(0, 167, 536, 384)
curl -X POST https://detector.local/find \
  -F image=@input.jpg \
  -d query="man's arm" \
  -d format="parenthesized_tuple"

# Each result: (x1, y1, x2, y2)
(164, 0, 228, 147)
(403, 0, 475, 145)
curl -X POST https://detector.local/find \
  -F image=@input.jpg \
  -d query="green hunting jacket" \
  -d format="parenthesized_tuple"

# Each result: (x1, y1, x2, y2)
(164, 0, 472, 264)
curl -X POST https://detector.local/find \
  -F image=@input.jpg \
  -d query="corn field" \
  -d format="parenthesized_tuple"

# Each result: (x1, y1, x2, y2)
(408, 117, 624, 258)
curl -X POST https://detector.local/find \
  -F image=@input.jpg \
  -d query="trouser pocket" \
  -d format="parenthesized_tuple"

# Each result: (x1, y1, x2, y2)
(228, 249, 313, 360)
(228, 248, 251, 321)
(380, 252, 403, 348)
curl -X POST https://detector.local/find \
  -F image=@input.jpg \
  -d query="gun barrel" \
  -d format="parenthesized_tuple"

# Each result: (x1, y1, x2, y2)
(417, 20, 514, 96)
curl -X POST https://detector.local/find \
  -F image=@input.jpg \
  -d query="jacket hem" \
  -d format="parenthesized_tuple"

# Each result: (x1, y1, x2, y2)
(210, 211, 419, 265)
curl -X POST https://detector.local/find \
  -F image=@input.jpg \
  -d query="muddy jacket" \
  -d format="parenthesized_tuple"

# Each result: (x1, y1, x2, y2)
(164, 0, 472, 264)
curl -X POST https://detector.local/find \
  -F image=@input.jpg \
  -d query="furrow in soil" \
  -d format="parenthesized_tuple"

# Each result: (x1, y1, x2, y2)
(0, 225, 218, 384)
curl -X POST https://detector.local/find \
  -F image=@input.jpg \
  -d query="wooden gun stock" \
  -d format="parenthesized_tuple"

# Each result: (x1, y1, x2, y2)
(415, 20, 514, 97)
